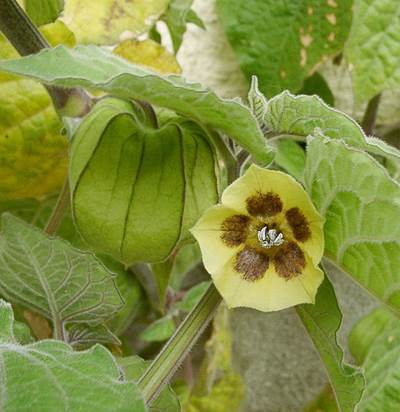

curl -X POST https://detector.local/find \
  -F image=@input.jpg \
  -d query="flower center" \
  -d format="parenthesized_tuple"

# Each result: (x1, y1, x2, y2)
(257, 225, 284, 248)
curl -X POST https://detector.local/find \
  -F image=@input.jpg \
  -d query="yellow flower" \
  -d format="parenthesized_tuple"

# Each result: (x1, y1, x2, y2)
(191, 164, 324, 312)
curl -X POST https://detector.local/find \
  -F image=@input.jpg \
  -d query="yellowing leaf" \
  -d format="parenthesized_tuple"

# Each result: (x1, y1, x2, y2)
(63, 0, 169, 45)
(114, 39, 181, 74)
(0, 20, 74, 201)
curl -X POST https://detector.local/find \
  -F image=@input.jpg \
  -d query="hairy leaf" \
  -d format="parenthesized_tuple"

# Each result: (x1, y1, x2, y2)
(67, 323, 120, 348)
(258, 89, 400, 163)
(0, 21, 74, 201)
(349, 308, 400, 412)
(297, 277, 364, 412)
(0, 214, 123, 336)
(345, 0, 400, 102)
(24, 0, 64, 26)
(304, 137, 400, 313)
(63, 0, 168, 45)
(118, 356, 181, 412)
(217, 0, 352, 96)
(349, 308, 393, 365)
(0, 299, 146, 412)
(0, 45, 273, 164)
(114, 39, 181, 74)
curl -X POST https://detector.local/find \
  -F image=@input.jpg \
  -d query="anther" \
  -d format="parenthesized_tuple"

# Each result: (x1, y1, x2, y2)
(257, 225, 284, 248)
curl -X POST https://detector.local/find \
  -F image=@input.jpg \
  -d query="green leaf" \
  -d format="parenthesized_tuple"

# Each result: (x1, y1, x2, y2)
(296, 277, 364, 412)
(140, 316, 176, 342)
(345, 0, 400, 102)
(0, 21, 75, 201)
(349, 308, 400, 412)
(162, 0, 205, 53)
(216, 0, 352, 97)
(0, 214, 123, 337)
(70, 97, 219, 264)
(118, 356, 181, 412)
(150, 259, 174, 312)
(304, 386, 338, 412)
(24, 0, 64, 26)
(274, 139, 306, 180)
(0, 45, 272, 164)
(105, 257, 145, 336)
(260, 90, 400, 163)
(299, 72, 335, 106)
(63, 0, 169, 45)
(0, 197, 145, 338)
(0, 299, 146, 412)
(304, 137, 400, 314)
(174, 281, 211, 313)
(349, 308, 393, 365)
(67, 323, 120, 348)
(169, 243, 201, 290)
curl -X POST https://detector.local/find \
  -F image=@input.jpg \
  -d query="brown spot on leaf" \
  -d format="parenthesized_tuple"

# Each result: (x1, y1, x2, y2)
(328, 32, 335, 42)
(274, 242, 306, 279)
(221, 214, 250, 247)
(326, 13, 337, 25)
(327, 0, 338, 7)
(301, 34, 313, 47)
(285, 207, 311, 242)
(235, 247, 269, 281)
(307, 6, 313, 15)
(300, 48, 307, 67)
(246, 192, 283, 217)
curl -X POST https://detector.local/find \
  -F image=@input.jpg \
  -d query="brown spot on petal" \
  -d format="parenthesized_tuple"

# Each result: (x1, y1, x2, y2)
(235, 247, 269, 281)
(221, 214, 250, 247)
(246, 192, 283, 217)
(274, 242, 306, 279)
(286, 207, 311, 242)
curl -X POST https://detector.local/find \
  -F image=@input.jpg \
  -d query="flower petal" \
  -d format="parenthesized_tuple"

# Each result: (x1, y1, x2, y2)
(222, 164, 324, 263)
(190, 204, 246, 274)
(213, 250, 324, 312)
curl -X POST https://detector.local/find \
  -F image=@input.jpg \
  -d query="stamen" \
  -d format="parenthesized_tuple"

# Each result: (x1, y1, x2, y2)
(257, 225, 284, 248)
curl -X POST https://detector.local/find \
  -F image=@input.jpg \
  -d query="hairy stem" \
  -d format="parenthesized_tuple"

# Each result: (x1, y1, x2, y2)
(0, 0, 92, 117)
(44, 178, 70, 236)
(361, 93, 381, 136)
(137, 283, 222, 405)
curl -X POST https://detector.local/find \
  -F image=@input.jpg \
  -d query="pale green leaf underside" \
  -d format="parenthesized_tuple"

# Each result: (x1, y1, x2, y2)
(0, 45, 272, 164)
(345, 0, 400, 102)
(0, 299, 146, 412)
(350, 308, 400, 412)
(304, 137, 400, 313)
(297, 277, 364, 412)
(217, 0, 352, 97)
(0, 214, 123, 330)
(263, 91, 400, 163)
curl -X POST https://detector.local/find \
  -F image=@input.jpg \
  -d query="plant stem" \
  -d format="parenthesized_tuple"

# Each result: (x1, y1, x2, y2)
(44, 178, 70, 236)
(0, 0, 92, 117)
(137, 283, 222, 405)
(361, 93, 381, 136)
